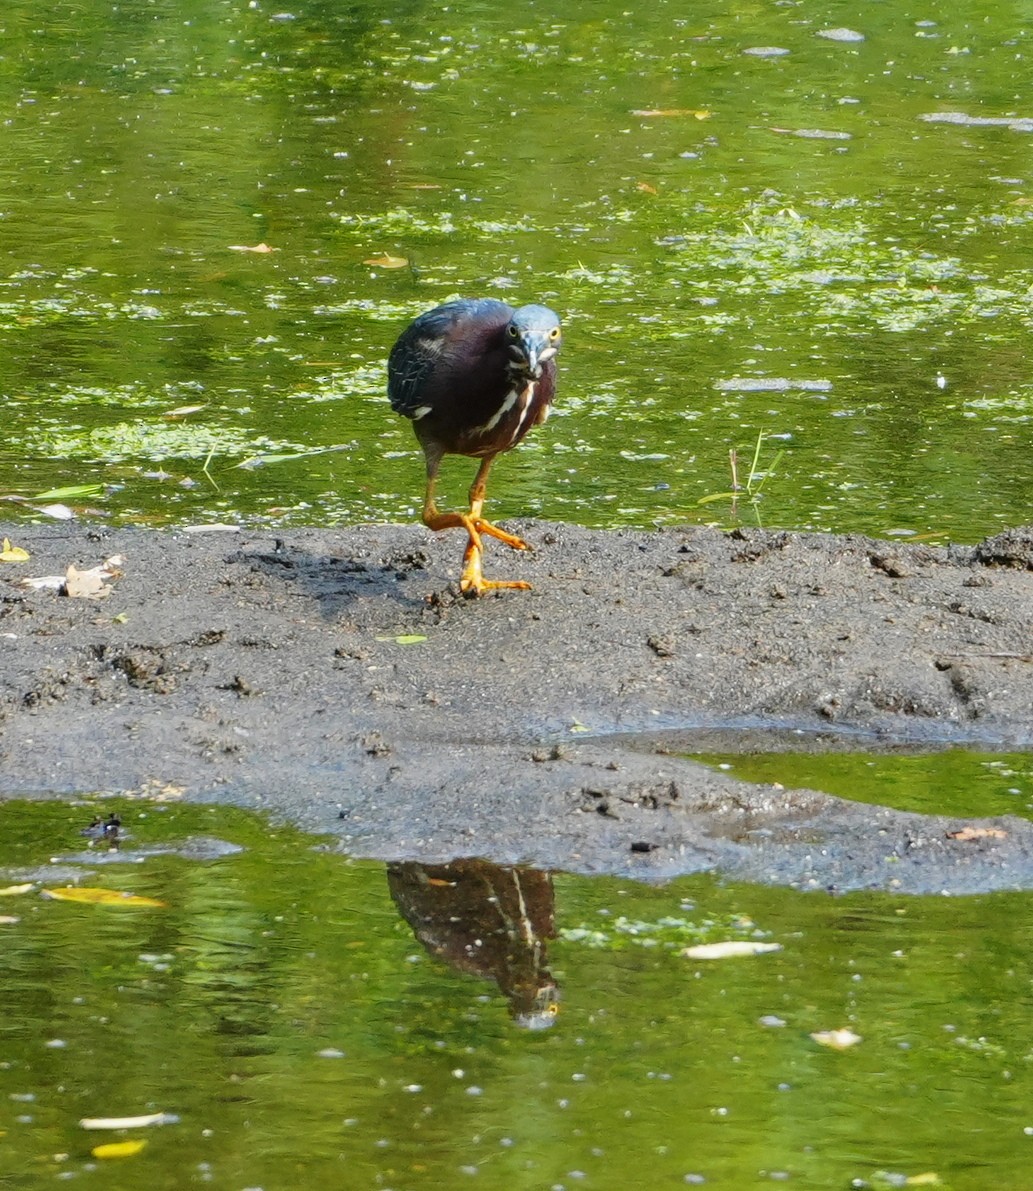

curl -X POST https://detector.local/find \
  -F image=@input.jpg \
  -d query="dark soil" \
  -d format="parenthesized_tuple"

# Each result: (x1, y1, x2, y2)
(2, 519, 1033, 893)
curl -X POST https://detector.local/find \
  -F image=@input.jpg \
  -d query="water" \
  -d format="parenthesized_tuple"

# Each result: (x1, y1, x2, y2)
(3, 789, 1033, 1190)
(1, 0, 1032, 538)
(694, 748, 1033, 821)
(3, 4, 1033, 1184)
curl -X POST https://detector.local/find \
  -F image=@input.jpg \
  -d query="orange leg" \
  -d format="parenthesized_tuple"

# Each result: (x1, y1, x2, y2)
(421, 453, 532, 596)
(458, 536, 532, 596)
(466, 454, 530, 553)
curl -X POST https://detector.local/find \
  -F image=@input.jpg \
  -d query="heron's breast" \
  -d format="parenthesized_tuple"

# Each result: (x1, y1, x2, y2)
(461, 379, 547, 454)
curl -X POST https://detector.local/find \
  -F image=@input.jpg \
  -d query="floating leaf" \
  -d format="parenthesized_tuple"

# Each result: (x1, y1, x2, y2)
(228, 242, 277, 253)
(164, 404, 208, 418)
(31, 484, 106, 501)
(631, 108, 711, 119)
(816, 27, 865, 42)
(947, 826, 1007, 841)
(42, 887, 167, 908)
(869, 1172, 939, 1190)
(31, 503, 76, 521)
(636, 181, 658, 195)
(0, 538, 30, 562)
(235, 443, 353, 469)
(810, 1028, 862, 1050)
(91, 1140, 147, 1159)
(769, 126, 852, 140)
(0, 883, 33, 897)
(682, 941, 782, 959)
(375, 634, 427, 645)
(0, 915, 19, 925)
(363, 253, 409, 268)
(81, 1112, 174, 1130)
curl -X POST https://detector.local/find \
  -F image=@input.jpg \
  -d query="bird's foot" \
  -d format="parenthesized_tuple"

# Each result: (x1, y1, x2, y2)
(422, 511, 527, 550)
(459, 544, 532, 597)
(460, 574, 533, 597)
(470, 518, 530, 552)
(422, 505, 530, 553)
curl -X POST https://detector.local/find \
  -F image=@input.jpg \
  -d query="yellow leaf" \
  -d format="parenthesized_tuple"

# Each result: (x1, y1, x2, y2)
(0, 883, 33, 897)
(0, 538, 30, 563)
(363, 254, 409, 269)
(374, 634, 427, 645)
(91, 1140, 147, 1159)
(42, 887, 167, 908)
(0, 916, 19, 925)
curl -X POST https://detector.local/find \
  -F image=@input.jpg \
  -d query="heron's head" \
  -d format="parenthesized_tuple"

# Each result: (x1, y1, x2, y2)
(505, 304, 562, 380)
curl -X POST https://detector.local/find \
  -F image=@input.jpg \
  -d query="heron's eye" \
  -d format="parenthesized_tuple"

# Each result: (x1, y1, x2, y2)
(507, 324, 519, 338)
(549, 326, 561, 341)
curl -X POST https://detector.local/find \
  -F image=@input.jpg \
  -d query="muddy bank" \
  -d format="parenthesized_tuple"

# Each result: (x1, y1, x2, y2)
(1, 519, 1032, 893)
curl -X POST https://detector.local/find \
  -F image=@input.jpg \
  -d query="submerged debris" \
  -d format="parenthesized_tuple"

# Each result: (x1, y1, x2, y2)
(80, 813, 122, 847)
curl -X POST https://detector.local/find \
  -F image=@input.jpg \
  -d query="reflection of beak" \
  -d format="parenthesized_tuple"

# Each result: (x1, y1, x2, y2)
(512, 985, 560, 1030)
(514, 1008, 558, 1030)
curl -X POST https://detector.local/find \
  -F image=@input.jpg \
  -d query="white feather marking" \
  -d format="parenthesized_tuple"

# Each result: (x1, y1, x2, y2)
(412, 404, 433, 420)
(509, 382, 535, 443)
(473, 389, 517, 435)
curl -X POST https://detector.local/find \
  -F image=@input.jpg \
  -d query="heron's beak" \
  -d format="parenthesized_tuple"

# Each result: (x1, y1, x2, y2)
(518, 337, 544, 379)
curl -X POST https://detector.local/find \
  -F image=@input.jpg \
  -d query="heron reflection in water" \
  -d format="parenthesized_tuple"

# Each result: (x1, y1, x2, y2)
(386, 858, 559, 1030)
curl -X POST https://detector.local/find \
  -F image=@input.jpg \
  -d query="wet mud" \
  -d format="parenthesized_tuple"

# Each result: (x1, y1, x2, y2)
(2, 519, 1032, 894)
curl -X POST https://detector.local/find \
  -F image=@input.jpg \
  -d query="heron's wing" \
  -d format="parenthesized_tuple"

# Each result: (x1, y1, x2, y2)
(387, 321, 446, 417)
(387, 299, 511, 418)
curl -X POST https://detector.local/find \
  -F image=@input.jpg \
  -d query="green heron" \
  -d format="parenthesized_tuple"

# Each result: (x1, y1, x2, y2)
(388, 298, 562, 596)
